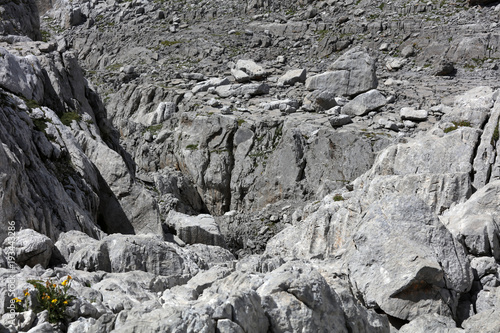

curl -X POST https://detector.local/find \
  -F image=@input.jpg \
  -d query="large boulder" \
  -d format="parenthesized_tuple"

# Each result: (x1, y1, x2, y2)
(342, 89, 386, 116)
(345, 194, 473, 321)
(440, 180, 500, 260)
(2, 229, 53, 268)
(56, 232, 202, 279)
(257, 261, 348, 333)
(305, 47, 377, 97)
(277, 68, 306, 86)
(234, 59, 269, 80)
(167, 211, 226, 247)
(0, 47, 44, 103)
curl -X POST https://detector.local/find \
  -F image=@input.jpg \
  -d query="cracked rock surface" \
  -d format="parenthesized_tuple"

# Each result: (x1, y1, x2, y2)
(2, 0, 500, 332)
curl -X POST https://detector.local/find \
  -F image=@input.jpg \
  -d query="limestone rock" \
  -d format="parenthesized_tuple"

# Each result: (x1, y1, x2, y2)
(167, 211, 226, 247)
(235, 59, 268, 80)
(257, 261, 348, 333)
(462, 309, 500, 332)
(277, 68, 306, 86)
(345, 194, 472, 321)
(400, 107, 428, 121)
(399, 314, 462, 333)
(306, 47, 377, 97)
(0, 47, 44, 103)
(440, 180, 500, 260)
(342, 89, 386, 116)
(329, 114, 353, 127)
(2, 229, 53, 268)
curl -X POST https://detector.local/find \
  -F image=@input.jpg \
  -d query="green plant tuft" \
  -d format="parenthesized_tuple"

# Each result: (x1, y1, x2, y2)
(333, 194, 345, 201)
(491, 122, 499, 146)
(60, 112, 82, 126)
(444, 120, 471, 133)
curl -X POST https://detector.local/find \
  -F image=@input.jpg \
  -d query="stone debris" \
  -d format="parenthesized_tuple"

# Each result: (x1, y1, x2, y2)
(1, 0, 500, 332)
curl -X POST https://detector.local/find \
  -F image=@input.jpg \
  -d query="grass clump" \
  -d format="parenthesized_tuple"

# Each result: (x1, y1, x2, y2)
(186, 144, 198, 150)
(33, 118, 50, 132)
(105, 63, 122, 71)
(444, 120, 471, 133)
(333, 194, 345, 201)
(60, 112, 82, 126)
(143, 124, 163, 135)
(13, 276, 75, 324)
(491, 121, 499, 146)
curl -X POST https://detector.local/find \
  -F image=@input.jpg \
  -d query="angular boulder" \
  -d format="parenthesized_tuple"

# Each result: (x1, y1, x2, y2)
(235, 59, 268, 80)
(440, 180, 500, 260)
(167, 211, 226, 247)
(342, 89, 386, 116)
(257, 261, 348, 333)
(345, 195, 472, 321)
(2, 229, 53, 268)
(277, 68, 306, 86)
(306, 47, 377, 97)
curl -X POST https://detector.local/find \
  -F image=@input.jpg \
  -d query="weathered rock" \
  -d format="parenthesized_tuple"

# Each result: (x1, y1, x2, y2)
(167, 211, 226, 247)
(235, 59, 268, 80)
(462, 308, 500, 332)
(0, 0, 41, 40)
(399, 314, 462, 333)
(192, 77, 230, 94)
(305, 89, 338, 111)
(440, 180, 500, 260)
(257, 261, 348, 333)
(277, 68, 306, 86)
(306, 47, 377, 97)
(329, 114, 353, 127)
(400, 107, 429, 121)
(135, 101, 176, 126)
(342, 89, 386, 116)
(0, 47, 44, 102)
(401, 44, 415, 58)
(433, 59, 455, 76)
(345, 194, 472, 321)
(2, 229, 53, 268)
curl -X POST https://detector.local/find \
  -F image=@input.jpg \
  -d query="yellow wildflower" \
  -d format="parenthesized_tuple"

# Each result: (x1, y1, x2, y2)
(24, 291, 29, 297)
(52, 284, 57, 288)
(13, 297, 21, 303)
(63, 300, 68, 305)
(52, 299, 57, 303)
(61, 280, 68, 286)
(67, 275, 72, 280)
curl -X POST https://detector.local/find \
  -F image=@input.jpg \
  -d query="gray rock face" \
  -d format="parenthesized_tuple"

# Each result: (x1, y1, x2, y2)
(399, 314, 462, 333)
(400, 107, 428, 121)
(235, 59, 268, 80)
(440, 180, 500, 260)
(306, 47, 378, 97)
(4, 0, 500, 331)
(257, 261, 348, 333)
(2, 230, 53, 268)
(342, 89, 386, 116)
(167, 211, 226, 247)
(0, 0, 41, 40)
(0, 47, 44, 102)
(346, 194, 472, 321)
(56, 232, 202, 280)
(277, 68, 306, 86)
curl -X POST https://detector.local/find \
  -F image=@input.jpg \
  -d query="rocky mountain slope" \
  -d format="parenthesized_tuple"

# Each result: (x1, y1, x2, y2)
(1, 0, 500, 332)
